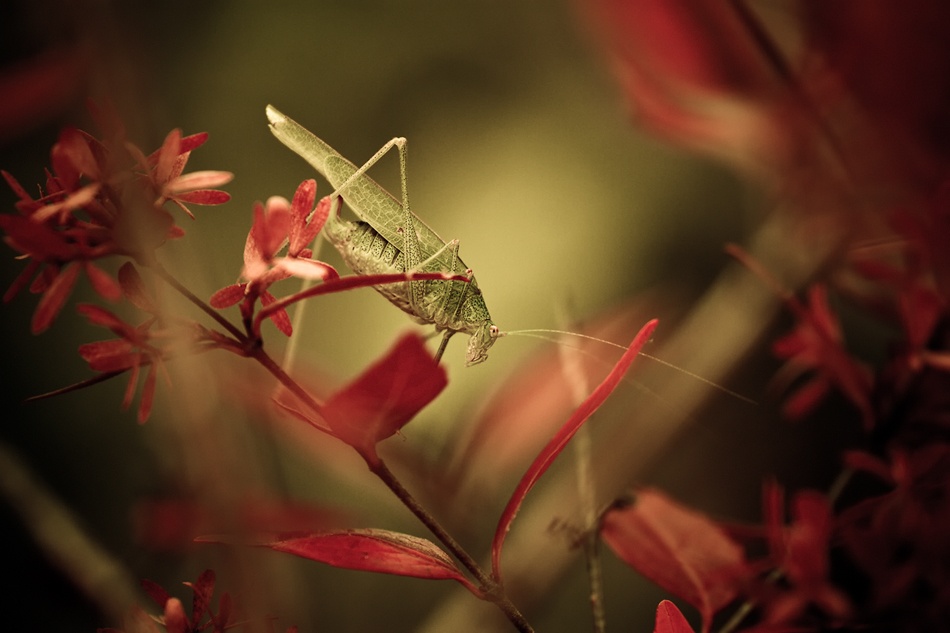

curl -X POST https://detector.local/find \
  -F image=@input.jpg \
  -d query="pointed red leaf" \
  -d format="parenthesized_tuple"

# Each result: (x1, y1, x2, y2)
(601, 488, 752, 632)
(185, 569, 215, 626)
(166, 170, 233, 193)
(31, 261, 80, 333)
(200, 529, 479, 594)
(322, 333, 447, 464)
(118, 262, 157, 313)
(260, 290, 292, 336)
(209, 283, 246, 309)
(491, 319, 658, 578)
(290, 187, 329, 255)
(83, 261, 121, 301)
(4, 259, 40, 303)
(174, 189, 232, 205)
(276, 257, 338, 281)
(141, 578, 171, 608)
(154, 129, 182, 184)
(177, 131, 209, 154)
(654, 600, 696, 633)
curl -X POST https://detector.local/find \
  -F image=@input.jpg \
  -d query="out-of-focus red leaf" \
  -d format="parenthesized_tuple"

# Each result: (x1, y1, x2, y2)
(260, 290, 292, 336)
(83, 261, 121, 301)
(491, 319, 658, 579)
(141, 578, 171, 609)
(322, 333, 447, 465)
(132, 495, 348, 551)
(200, 529, 479, 595)
(586, 0, 783, 169)
(31, 261, 80, 333)
(447, 301, 657, 495)
(763, 485, 851, 624)
(601, 488, 752, 632)
(209, 283, 245, 309)
(805, 1, 950, 164)
(0, 49, 89, 144)
(184, 569, 215, 627)
(118, 262, 157, 313)
(654, 600, 696, 633)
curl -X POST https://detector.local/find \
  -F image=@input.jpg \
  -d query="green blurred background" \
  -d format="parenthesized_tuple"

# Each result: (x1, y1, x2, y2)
(0, 1, 855, 631)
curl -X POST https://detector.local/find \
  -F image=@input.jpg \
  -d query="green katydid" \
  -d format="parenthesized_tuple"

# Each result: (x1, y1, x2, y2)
(265, 106, 753, 402)
(266, 105, 500, 366)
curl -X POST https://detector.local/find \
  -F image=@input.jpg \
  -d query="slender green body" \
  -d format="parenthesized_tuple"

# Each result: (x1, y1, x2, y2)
(266, 105, 498, 365)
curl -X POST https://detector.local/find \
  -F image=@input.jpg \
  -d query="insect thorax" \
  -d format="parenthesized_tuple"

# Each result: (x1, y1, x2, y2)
(326, 217, 493, 337)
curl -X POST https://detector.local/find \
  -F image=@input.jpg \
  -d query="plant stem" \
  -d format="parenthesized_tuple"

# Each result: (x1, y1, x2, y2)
(369, 459, 534, 633)
(250, 346, 324, 417)
(151, 262, 246, 340)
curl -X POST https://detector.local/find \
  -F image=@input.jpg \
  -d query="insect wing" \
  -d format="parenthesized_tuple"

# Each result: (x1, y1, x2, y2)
(266, 105, 457, 271)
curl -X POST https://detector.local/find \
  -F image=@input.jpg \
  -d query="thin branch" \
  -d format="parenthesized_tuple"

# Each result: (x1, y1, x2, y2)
(369, 460, 535, 633)
(151, 262, 246, 340)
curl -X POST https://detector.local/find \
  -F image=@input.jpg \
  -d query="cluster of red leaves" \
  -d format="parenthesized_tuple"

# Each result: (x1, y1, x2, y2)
(601, 486, 850, 633)
(99, 570, 296, 633)
(587, 1, 950, 632)
(209, 180, 337, 336)
(1, 103, 232, 334)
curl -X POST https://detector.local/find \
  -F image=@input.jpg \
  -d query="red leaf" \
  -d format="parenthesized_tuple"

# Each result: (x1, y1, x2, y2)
(174, 189, 231, 205)
(601, 488, 752, 632)
(154, 129, 181, 185)
(200, 529, 479, 594)
(209, 283, 246, 309)
(118, 262, 157, 313)
(3, 259, 40, 303)
(654, 600, 696, 633)
(166, 170, 232, 193)
(288, 180, 320, 255)
(31, 261, 80, 333)
(322, 333, 447, 464)
(141, 578, 171, 608)
(491, 319, 658, 579)
(447, 300, 653, 494)
(178, 131, 209, 154)
(83, 261, 121, 301)
(77, 303, 129, 332)
(185, 569, 215, 626)
(78, 339, 136, 370)
(587, 0, 780, 167)
(133, 496, 347, 551)
(260, 290, 292, 336)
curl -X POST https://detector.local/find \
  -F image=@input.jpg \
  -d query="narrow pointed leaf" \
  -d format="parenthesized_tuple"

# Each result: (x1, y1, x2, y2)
(209, 283, 246, 309)
(200, 529, 479, 594)
(655, 600, 696, 633)
(32, 262, 80, 333)
(491, 318, 658, 578)
(83, 261, 121, 301)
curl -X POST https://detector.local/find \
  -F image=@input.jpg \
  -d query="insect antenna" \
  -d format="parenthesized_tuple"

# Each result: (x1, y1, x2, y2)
(503, 328, 756, 404)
